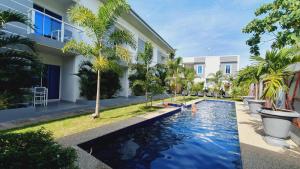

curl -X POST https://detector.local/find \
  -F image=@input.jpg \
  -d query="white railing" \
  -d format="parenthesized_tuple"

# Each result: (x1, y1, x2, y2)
(28, 9, 83, 43)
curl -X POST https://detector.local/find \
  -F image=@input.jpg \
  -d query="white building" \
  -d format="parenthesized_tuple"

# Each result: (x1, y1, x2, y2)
(1, 0, 174, 102)
(182, 55, 240, 87)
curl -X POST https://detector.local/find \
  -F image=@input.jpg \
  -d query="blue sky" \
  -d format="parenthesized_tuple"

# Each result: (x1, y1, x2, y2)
(128, 0, 272, 68)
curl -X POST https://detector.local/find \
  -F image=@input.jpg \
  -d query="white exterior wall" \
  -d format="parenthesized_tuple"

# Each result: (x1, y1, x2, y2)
(115, 17, 170, 97)
(205, 56, 220, 79)
(2, 0, 172, 101)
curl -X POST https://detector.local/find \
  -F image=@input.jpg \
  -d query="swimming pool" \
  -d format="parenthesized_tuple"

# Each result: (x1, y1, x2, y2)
(79, 100, 242, 169)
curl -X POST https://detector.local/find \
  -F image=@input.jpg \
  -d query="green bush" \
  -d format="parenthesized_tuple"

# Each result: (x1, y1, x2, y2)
(0, 129, 78, 169)
(129, 63, 147, 96)
(77, 61, 121, 99)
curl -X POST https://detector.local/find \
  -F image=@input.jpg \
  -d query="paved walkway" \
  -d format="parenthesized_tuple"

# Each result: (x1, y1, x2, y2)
(0, 95, 168, 130)
(236, 102, 300, 169)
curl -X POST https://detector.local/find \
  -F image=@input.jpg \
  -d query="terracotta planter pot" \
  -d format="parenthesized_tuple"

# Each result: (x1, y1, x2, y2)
(247, 100, 266, 114)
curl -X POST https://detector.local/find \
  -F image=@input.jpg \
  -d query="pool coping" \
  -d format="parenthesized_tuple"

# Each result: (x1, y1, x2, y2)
(58, 99, 203, 169)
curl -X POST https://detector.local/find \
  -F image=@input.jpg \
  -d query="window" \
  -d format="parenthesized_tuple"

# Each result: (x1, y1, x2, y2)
(137, 38, 145, 53)
(197, 65, 203, 75)
(225, 64, 231, 74)
(33, 4, 62, 39)
(137, 38, 145, 63)
(157, 50, 166, 63)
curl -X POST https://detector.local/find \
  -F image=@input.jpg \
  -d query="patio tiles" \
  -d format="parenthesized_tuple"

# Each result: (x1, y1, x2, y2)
(236, 102, 300, 169)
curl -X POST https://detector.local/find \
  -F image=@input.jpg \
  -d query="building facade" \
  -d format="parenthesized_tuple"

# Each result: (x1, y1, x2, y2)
(182, 55, 240, 88)
(1, 0, 174, 102)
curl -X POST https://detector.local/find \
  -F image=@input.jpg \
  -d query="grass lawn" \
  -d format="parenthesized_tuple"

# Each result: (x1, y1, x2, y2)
(2, 96, 198, 138)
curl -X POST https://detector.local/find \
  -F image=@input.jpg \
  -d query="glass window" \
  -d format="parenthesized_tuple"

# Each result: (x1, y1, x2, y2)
(137, 38, 145, 53)
(33, 4, 62, 39)
(197, 65, 203, 75)
(137, 38, 145, 62)
(225, 65, 231, 74)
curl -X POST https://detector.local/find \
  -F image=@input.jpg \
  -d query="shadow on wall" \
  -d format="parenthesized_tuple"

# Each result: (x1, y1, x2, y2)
(240, 143, 300, 169)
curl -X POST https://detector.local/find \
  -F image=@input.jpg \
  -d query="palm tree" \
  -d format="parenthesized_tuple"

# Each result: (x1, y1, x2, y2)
(237, 65, 262, 99)
(63, 0, 136, 118)
(251, 48, 300, 76)
(252, 48, 300, 108)
(0, 10, 40, 109)
(167, 56, 183, 99)
(182, 67, 196, 95)
(208, 70, 224, 97)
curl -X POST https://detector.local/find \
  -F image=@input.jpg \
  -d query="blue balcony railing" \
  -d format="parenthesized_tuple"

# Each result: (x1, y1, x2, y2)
(29, 9, 83, 43)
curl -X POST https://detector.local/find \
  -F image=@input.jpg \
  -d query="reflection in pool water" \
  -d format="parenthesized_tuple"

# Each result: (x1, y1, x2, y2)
(79, 100, 242, 169)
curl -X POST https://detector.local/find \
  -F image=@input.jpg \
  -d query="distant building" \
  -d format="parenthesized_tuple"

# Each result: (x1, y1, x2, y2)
(182, 55, 240, 88)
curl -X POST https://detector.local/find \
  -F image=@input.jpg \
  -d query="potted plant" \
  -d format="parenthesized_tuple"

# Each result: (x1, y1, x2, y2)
(258, 71, 299, 146)
(255, 48, 300, 146)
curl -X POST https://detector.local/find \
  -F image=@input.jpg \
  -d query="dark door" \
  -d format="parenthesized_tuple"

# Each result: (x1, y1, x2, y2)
(43, 64, 60, 99)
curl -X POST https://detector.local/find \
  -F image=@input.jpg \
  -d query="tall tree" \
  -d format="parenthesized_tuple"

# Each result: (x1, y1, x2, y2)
(0, 10, 40, 109)
(243, 0, 300, 55)
(63, 0, 136, 118)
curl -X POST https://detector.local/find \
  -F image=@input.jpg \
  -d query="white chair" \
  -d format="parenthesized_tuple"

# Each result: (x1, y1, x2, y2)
(33, 87, 48, 107)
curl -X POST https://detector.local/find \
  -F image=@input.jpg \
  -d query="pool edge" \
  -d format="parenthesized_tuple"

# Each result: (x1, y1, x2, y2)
(58, 99, 203, 169)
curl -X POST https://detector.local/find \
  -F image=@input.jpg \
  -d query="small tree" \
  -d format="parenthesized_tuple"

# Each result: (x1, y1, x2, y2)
(63, 0, 136, 118)
(237, 65, 262, 100)
(182, 67, 196, 95)
(138, 42, 153, 103)
(208, 70, 224, 97)
(166, 55, 183, 99)
(0, 10, 41, 109)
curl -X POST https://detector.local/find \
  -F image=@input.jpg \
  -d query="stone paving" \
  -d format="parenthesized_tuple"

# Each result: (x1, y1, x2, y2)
(236, 102, 300, 169)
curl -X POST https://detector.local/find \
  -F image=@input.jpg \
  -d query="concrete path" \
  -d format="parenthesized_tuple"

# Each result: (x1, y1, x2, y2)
(236, 102, 300, 169)
(0, 95, 168, 130)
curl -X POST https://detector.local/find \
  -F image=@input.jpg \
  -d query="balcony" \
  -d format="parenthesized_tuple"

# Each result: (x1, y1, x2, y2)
(28, 8, 83, 47)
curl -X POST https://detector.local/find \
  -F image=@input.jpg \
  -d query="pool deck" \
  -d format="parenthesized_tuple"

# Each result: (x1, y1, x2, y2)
(236, 102, 300, 169)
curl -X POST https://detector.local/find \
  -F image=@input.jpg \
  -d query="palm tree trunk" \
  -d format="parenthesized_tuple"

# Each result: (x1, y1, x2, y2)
(255, 82, 259, 100)
(93, 70, 101, 118)
(174, 75, 177, 100)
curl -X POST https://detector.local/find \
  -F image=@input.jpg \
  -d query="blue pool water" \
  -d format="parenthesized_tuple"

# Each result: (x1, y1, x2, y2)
(79, 100, 242, 169)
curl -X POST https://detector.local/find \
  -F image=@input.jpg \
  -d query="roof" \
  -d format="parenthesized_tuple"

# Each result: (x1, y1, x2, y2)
(183, 55, 240, 63)
(100, 0, 174, 53)
(129, 9, 174, 53)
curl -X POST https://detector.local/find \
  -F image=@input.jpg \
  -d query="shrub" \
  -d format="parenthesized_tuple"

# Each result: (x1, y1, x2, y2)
(76, 61, 121, 99)
(129, 63, 147, 96)
(0, 129, 78, 169)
